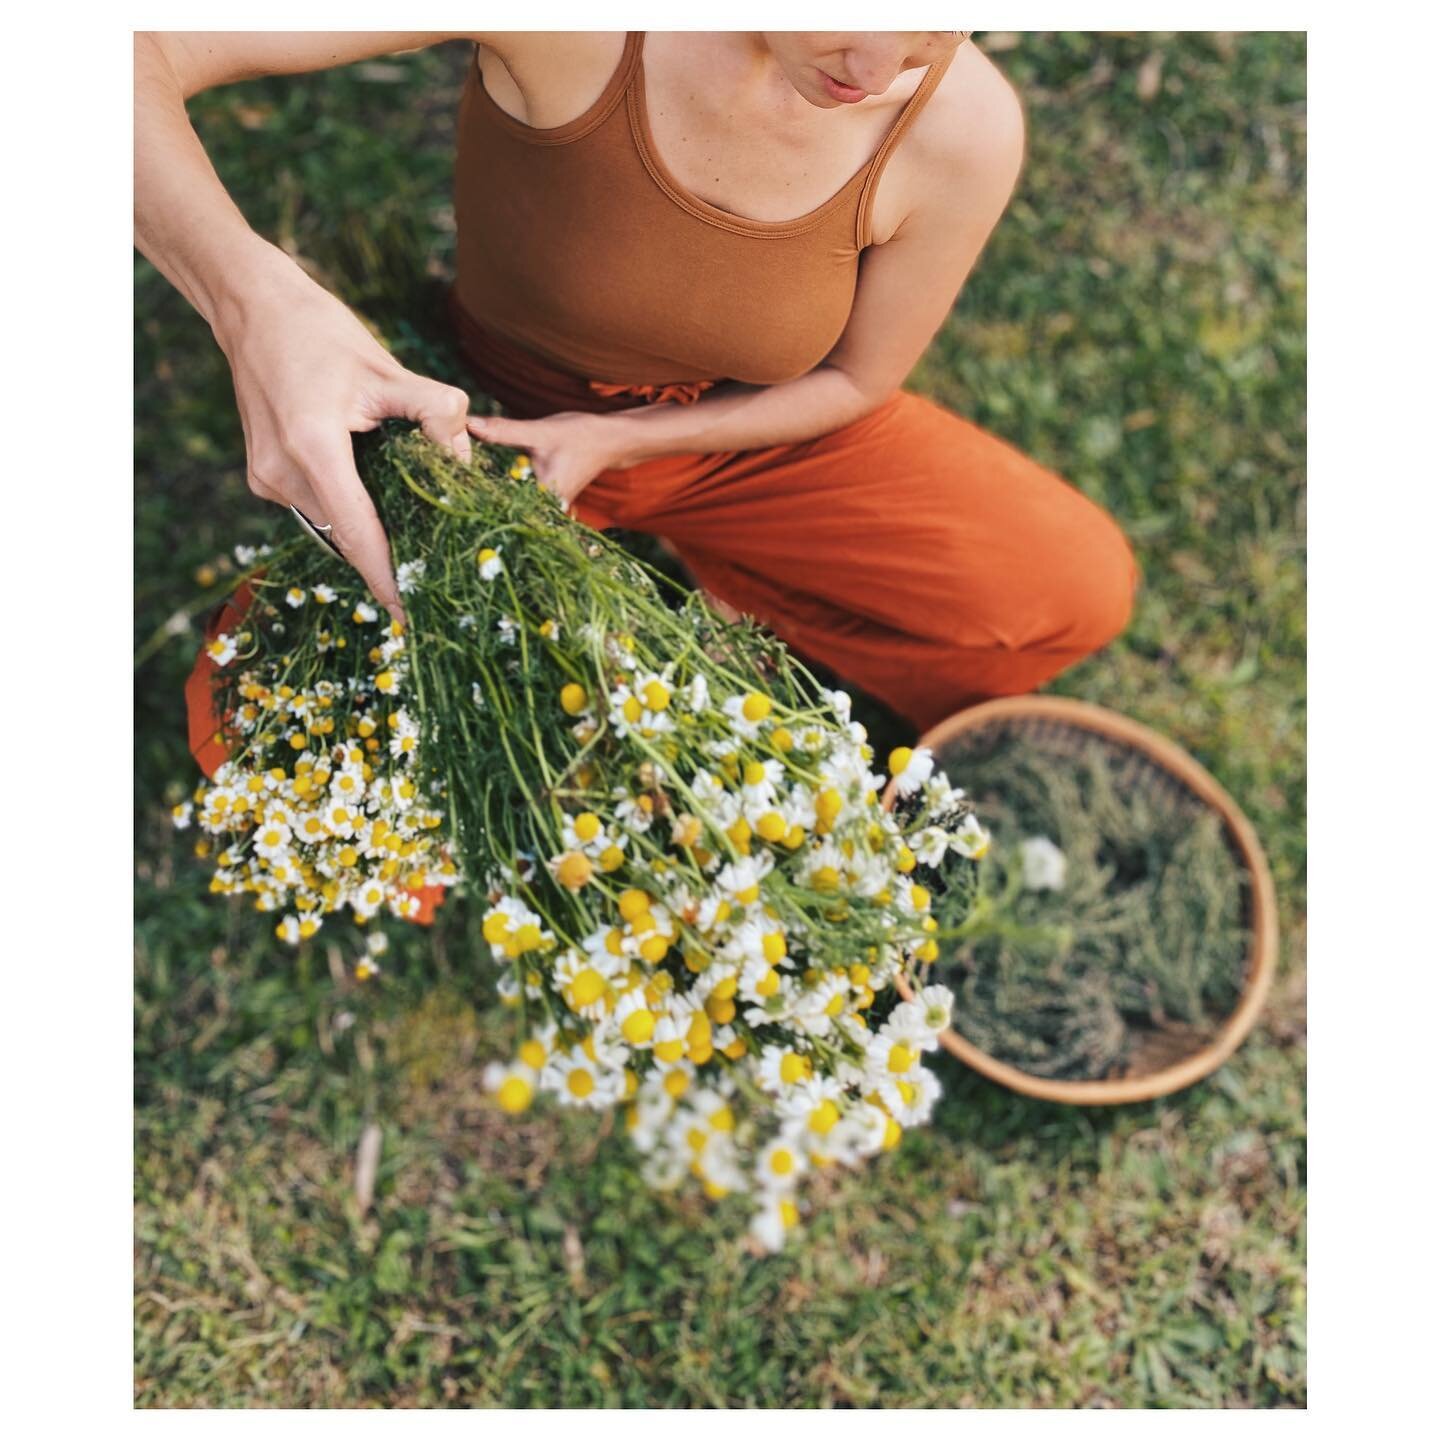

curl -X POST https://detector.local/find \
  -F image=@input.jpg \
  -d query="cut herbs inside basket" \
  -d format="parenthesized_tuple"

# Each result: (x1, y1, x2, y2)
(174, 424, 992, 1250)
(916, 717, 1254, 1085)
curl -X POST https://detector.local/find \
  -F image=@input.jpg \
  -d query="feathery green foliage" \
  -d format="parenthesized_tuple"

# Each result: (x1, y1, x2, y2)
(930, 722, 1249, 1080)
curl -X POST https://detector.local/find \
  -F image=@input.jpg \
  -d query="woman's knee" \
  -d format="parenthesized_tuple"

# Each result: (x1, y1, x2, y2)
(931, 502, 1140, 661)
(1067, 512, 1141, 654)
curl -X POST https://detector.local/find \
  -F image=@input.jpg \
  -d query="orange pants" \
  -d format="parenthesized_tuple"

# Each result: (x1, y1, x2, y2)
(456, 306, 1142, 733)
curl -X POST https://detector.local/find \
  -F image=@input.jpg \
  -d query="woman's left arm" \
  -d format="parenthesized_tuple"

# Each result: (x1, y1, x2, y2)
(468, 61, 1025, 500)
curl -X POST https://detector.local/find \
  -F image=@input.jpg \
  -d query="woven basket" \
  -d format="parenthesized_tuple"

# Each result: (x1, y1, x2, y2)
(883, 695, 1278, 1105)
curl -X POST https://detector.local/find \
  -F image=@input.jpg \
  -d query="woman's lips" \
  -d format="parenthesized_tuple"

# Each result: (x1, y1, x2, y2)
(818, 70, 867, 104)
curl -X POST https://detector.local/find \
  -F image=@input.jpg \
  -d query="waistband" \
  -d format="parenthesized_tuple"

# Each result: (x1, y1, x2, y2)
(447, 288, 718, 420)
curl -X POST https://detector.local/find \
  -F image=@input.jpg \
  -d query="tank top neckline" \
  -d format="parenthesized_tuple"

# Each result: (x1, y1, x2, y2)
(470, 32, 957, 238)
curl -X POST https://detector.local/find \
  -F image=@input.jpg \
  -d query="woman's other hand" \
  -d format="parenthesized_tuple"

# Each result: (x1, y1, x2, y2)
(464, 411, 631, 515)
(214, 244, 473, 623)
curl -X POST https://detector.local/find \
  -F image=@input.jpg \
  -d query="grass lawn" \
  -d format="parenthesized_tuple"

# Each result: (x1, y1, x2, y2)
(134, 32, 1306, 1407)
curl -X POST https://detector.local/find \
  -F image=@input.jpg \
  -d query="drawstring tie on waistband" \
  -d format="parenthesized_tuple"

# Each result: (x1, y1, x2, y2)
(587, 378, 719, 406)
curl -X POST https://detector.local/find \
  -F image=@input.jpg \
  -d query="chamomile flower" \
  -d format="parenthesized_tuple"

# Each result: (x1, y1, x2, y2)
(561, 810, 613, 858)
(312, 584, 337, 605)
(952, 813, 992, 860)
(613, 988, 658, 1049)
(792, 973, 850, 1037)
(206, 633, 238, 667)
(757, 1044, 814, 1095)
(820, 687, 853, 723)
(874, 1066, 941, 1127)
(749, 1194, 802, 1253)
(395, 558, 425, 594)
(1019, 835, 1067, 891)
(913, 985, 955, 1040)
(554, 947, 621, 1019)
(756, 1133, 809, 1191)
(720, 693, 767, 742)
(887, 745, 936, 797)
(613, 791, 657, 835)
(911, 825, 952, 868)
(776, 1076, 847, 1140)
(477, 546, 505, 580)
(715, 852, 773, 906)
(252, 818, 293, 862)
(483, 1060, 536, 1115)
(547, 1051, 623, 1109)
(284, 587, 306, 609)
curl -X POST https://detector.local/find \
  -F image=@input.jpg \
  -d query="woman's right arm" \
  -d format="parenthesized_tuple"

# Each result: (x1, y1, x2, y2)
(135, 32, 499, 621)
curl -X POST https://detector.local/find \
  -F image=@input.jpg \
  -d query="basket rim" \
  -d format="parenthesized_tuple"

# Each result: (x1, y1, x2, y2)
(885, 694, 1279, 1106)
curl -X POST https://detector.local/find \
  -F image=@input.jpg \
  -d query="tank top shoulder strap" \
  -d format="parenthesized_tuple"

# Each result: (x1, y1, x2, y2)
(854, 39, 964, 249)
(468, 31, 642, 147)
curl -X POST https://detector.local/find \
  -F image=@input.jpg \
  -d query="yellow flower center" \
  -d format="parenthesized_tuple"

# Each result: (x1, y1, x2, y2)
(621, 1009, 656, 1045)
(555, 851, 594, 890)
(618, 889, 652, 921)
(496, 1076, 533, 1114)
(570, 969, 606, 1007)
(566, 1068, 595, 1099)
(888, 1043, 918, 1074)
(742, 692, 773, 723)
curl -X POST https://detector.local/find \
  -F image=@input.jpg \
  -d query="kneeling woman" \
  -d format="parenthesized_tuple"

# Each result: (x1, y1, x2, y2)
(135, 29, 1139, 739)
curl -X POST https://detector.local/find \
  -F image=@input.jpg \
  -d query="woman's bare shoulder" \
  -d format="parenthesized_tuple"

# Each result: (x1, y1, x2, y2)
(915, 40, 1026, 188)
(870, 39, 1025, 243)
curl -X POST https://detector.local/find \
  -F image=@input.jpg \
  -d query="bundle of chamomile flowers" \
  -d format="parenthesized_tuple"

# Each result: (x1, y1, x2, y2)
(180, 425, 990, 1250)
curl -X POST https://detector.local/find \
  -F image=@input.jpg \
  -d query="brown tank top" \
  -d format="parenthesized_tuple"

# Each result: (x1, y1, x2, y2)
(450, 32, 961, 404)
